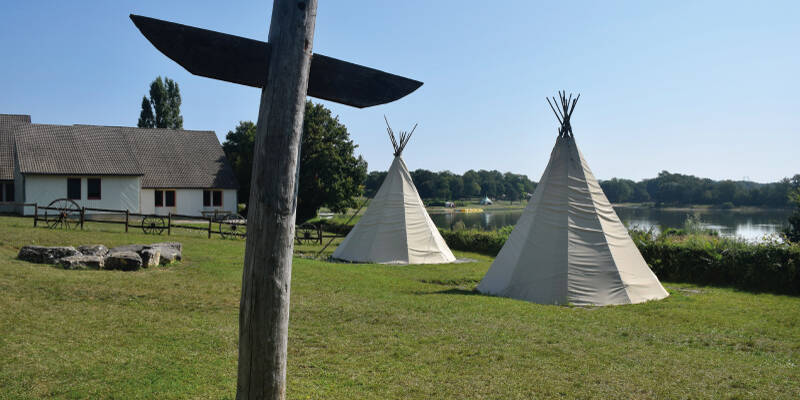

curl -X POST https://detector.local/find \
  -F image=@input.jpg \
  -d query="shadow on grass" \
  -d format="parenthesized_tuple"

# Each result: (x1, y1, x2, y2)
(414, 288, 481, 296)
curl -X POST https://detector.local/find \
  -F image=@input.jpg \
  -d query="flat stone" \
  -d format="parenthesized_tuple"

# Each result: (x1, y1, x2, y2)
(150, 242, 182, 252)
(59, 255, 104, 270)
(108, 244, 147, 255)
(18, 246, 79, 264)
(140, 247, 161, 268)
(158, 247, 182, 265)
(77, 244, 109, 257)
(104, 251, 143, 271)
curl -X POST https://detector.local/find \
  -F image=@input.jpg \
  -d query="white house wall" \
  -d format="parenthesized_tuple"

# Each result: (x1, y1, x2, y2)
(22, 175, 140, 216)
(141, 188, 237, 216)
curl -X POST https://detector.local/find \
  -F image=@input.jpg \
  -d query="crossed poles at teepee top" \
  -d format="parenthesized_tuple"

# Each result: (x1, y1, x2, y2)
(547, 90, 580, 138)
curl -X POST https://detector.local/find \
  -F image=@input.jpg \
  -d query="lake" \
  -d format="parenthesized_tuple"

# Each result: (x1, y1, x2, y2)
(429, 207, 792, 242)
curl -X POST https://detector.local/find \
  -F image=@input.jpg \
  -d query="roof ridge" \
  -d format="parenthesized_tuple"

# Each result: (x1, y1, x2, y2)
(73, 123, 214, 134)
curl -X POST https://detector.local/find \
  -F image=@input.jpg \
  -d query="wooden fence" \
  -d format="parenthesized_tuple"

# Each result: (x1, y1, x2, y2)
(1, 202, 324, 243)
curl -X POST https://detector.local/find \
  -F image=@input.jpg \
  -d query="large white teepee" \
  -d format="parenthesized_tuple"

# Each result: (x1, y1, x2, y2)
(332, 119, 456, 265)
(477, 92, 668, 306)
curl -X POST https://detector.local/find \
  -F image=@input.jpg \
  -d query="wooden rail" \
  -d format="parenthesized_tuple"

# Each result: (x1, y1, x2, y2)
(17, 202, 337, 244)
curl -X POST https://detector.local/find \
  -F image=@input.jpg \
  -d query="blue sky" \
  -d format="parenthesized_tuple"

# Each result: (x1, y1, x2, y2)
(1, 1, 797, 182)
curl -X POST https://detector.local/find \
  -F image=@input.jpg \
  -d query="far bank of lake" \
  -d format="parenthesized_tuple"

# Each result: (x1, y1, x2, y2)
(428, 205, 791, 242)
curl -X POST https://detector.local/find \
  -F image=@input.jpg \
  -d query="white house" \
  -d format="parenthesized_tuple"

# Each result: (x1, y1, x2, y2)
(0, 114, 238, 216)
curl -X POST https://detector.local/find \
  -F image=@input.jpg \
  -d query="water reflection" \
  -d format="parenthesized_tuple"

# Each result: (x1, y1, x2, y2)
(428, 207, 791, 242)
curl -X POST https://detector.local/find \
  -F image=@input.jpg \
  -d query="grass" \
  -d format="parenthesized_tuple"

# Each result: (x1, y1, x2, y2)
(0, 215, 798, 399)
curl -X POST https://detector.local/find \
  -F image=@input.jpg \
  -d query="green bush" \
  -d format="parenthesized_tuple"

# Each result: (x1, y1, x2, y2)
(438, 227, 513, 256)
(783, 189, 800, 243)
(660, 227, 686, 237)
(317, 220, 354, 236)
(634, 232, 799, 295)
(682, 213, 717, 236)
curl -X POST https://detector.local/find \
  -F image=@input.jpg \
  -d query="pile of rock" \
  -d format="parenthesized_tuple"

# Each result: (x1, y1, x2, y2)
(17, 242, 182, 271)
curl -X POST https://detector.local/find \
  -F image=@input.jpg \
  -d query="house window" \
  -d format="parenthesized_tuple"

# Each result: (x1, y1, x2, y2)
(1, 182, 14, 202)
(5, 183, 14, 202)
(165, 190, 176, 207)
(204, 190, 223, 207)
(87, 178, 101, 200)
(154, 190, 175, 207)
(212, 190, 222, 207)
(67, 178, 81, 200)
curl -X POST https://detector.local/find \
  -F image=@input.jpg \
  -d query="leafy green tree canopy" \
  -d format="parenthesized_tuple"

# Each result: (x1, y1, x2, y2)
(783, 176, 800, 243)
(222, 121, 257, 204)
(138, 76, 183, 129)
(222, 101, 367, 222)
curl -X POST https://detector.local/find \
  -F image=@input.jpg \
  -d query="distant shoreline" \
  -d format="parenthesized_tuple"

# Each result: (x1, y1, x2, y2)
(426, 201, 789, 213)
(611, 203, 790, 212)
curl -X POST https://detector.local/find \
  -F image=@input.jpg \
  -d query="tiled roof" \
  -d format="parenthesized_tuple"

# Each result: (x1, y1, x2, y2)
(0, 114, 31, 125)
(5, 118, 238, 189)
(14, 124, 144, 176)
(0, 114, 32, 180)
(112, 126, 238, 189)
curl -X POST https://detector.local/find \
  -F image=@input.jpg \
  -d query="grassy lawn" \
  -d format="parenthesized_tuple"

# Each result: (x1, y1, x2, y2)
(0, 215, 798, 399)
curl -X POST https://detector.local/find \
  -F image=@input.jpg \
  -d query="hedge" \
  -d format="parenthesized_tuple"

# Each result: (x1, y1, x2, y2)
(316, 220, 355, 236)
(635, 235, 800, 295)
(438, 228, 511, 257)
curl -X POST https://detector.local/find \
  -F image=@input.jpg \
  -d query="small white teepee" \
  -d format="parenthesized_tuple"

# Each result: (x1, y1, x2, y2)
(477, 92, 668, 306)
(332, 118, 456, 265)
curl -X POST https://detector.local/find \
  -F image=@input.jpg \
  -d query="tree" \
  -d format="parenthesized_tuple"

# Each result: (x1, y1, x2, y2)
(222, 101, 367, 222)
(784, 176, 800, 243)
(784, 189, 800, 243)
(137, 97, 154, 128)
(601, 178, 634, 203)
(138, 76, 183, 129)
(297, 101, 367, 222)
(222, 121, 257, 206)
(364, 171, 388, 198)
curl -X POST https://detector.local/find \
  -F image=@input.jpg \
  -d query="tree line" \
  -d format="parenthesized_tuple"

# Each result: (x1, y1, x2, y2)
(364, 169, 799, 208)
(600, 171, 800, 207)
(365, 170, 536, 202)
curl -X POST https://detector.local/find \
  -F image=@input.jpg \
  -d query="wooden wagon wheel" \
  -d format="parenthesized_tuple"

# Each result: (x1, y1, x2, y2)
(295, 223, 320, 245)
(219, 214, 247, 239)
(142, 215, 167, 235)
(44, 198, 81, 230)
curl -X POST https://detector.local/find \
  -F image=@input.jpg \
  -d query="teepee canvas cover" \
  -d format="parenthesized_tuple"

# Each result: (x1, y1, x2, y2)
(477, 92, 668, 306)
(332, 120, 456, 264)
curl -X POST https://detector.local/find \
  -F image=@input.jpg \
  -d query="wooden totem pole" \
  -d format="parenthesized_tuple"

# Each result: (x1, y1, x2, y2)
(131, 1, 421, 398)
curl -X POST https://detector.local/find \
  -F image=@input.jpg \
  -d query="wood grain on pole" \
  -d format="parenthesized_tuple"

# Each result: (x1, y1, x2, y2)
(236, 1, 317, 399)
